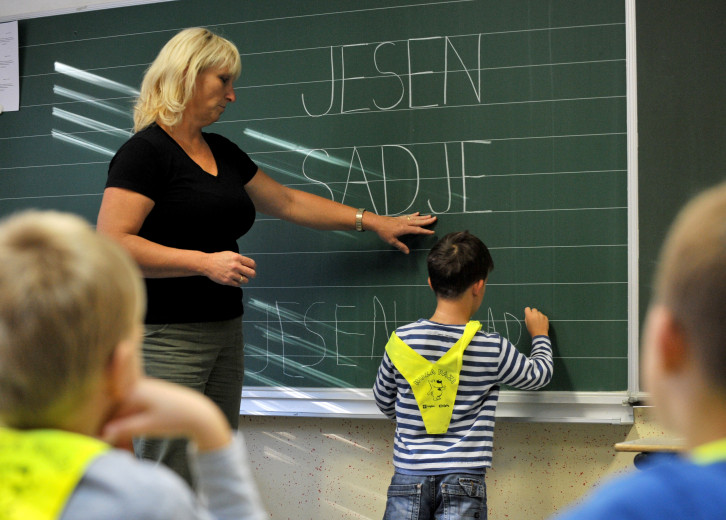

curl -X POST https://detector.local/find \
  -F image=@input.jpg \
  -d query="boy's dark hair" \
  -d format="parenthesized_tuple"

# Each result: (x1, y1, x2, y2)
(427, 231, 494, 299)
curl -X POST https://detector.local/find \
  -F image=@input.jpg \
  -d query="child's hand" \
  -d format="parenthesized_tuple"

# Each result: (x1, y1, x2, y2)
(525, 307, 549, 337)
(100, 378, 232, 452)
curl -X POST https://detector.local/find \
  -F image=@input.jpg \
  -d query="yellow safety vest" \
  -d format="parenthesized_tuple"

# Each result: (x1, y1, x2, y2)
(0, 428, 109, 520)
(385, 320, 482, 434)
(692, 437, 726, 465)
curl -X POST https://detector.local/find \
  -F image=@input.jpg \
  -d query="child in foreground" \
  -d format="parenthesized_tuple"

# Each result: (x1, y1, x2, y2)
(551, 182, 726, 519)
(0, 211, 266, 520)
(373, 230, 553, 519)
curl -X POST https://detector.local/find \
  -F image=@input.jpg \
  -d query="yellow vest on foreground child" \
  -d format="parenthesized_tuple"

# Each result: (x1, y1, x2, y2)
(0, 429, 108, 519)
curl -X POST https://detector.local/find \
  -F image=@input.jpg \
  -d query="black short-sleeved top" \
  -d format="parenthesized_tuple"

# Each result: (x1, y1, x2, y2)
(106, 124, 258, 324)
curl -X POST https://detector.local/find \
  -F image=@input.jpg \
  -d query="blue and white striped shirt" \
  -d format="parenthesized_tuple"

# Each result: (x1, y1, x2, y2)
(373, 319, 553, 474)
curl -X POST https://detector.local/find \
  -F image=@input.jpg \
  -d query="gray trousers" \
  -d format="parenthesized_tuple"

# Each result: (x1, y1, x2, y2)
(133, 317, 244, 487)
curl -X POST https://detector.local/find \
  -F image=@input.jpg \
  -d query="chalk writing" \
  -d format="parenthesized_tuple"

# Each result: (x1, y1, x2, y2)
(301, 34, 483, 116)
(246, 296, 524, 371)
(302, 140, 491, 215)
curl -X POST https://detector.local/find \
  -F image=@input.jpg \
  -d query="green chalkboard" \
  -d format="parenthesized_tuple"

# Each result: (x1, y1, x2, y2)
(636, 0, 726, 327)
(0, 0, 629, 401)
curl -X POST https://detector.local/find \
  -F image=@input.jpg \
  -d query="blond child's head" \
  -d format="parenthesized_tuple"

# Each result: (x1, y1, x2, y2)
(643, 183, 726, 437)
(650, 183, 726, 389)
(0, 211, 145, 429)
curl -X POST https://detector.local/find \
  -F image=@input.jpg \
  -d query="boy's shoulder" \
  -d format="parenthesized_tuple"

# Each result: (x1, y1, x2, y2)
(555, 456, 726, 519)
(62, 448, 198, 520)
(395, 319, 505, 357)
(396, 319, 500, 338)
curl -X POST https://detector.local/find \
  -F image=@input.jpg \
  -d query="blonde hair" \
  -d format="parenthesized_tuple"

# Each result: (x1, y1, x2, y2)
(0, 211, 145, 428)
(653, 182, 726, 391)
(133, 27, 241, 132)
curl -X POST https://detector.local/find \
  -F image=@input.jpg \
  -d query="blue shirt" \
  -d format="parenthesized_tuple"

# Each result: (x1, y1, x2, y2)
(553, 453, 726, 519)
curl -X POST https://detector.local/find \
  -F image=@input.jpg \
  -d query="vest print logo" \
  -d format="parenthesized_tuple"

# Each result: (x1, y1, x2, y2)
(422, 367, 457, 402)
(414, 368, 457, 388)
(429, 378, 445, 400)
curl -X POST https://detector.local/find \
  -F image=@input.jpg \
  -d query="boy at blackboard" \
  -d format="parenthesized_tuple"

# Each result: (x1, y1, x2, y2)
(373, 230, 553, 519)
(0, 211, 265, 520)
(551, 183, 726, 520)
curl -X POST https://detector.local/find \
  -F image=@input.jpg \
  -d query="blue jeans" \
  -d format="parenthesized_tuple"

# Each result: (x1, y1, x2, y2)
(133, 317, 245, 487)
(382, 472, 487, 520)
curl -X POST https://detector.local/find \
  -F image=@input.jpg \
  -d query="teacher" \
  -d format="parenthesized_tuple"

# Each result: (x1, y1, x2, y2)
(96, 27, 436, 485)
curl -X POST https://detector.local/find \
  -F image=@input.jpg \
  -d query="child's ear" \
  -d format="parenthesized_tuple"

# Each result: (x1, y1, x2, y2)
(472, 279, 485, 296)
(653, 308, 689, 373)
(428, 277, 433, 291)
(105, 337, 142, 401)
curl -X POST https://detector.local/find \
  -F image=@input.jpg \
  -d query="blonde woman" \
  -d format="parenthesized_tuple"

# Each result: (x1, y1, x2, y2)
(97, 27, 437, 484)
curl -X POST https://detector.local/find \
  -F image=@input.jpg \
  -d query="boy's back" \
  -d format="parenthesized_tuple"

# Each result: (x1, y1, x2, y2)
(552, 451, 726, 519)
(374, 318, 552, 472)
(373, 230, 552, 519)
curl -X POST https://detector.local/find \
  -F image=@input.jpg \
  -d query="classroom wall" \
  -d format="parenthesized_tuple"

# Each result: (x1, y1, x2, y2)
(0, 0, 171, 23)
(239, 407, 668, 519)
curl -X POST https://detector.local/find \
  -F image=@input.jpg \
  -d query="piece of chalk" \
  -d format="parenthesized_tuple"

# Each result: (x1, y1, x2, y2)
(0, 105, 4, 114)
